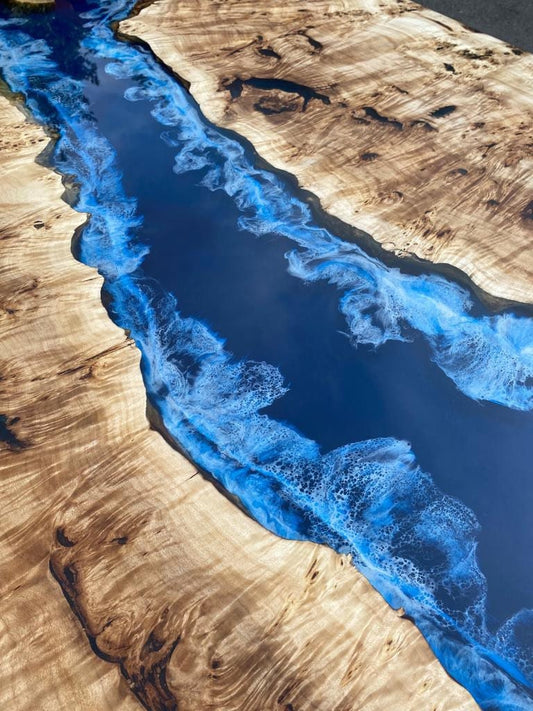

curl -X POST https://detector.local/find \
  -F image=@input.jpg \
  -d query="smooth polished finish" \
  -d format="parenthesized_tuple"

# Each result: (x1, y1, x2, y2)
(0, 95, 477, 709)
(122, 0, 533, 305)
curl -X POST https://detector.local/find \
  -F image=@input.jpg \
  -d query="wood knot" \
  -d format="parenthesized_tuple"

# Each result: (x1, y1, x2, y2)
(56, 527, 76, 547)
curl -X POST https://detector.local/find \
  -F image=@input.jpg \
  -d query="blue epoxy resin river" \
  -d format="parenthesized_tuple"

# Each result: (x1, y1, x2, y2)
(1, 2, 532, 708)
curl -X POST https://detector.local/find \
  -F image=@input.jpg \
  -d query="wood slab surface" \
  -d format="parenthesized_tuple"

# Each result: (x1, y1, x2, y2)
(0, 93, 477, 709)
(122, 0, 533, 305)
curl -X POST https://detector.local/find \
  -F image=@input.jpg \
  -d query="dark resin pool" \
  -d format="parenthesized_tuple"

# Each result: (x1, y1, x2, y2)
(0, 2, 532, 708)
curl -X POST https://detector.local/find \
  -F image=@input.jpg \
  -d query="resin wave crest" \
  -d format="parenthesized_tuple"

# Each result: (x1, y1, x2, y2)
(0, 4, 531, 708)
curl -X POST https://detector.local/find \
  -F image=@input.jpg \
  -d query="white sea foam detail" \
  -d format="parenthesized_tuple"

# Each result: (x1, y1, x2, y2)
(0, 7, 531, 708)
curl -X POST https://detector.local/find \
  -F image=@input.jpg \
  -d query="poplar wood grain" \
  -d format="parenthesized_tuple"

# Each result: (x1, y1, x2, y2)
(121, 0, 533, 305)
(0, 95, 477, 709)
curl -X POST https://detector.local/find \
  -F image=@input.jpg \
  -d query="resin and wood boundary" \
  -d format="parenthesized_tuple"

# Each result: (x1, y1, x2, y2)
(0, 96, 477, 709)
(121, 0, 533, 305)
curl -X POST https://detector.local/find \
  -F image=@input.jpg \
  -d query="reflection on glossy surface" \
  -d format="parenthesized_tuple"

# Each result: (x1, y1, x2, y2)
(0, 2, 531, 708)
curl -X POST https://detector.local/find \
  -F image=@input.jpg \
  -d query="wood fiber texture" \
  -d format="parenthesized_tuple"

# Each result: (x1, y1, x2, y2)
(0, 96, 477, 709)
(122, 0, 533, 304)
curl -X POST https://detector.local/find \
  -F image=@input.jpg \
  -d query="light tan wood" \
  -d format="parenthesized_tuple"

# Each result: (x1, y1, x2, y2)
(0, 99, 138, 711)
(0, 95, 477, 709)
(121, 0, 533, 305)
(10, 0, 54, 6)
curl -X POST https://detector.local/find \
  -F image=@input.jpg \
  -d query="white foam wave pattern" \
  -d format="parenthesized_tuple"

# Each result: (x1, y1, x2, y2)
(0, 24, 146, 281)
(74, 24, 533, 703)
(110, 50, 533, 411)
(0, 7, 531, 708)
(108, 275, 533, 709)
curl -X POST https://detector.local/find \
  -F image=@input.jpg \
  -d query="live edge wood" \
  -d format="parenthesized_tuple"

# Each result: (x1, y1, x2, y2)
(121, 0, 533, 305)
(0, 96, 478, 708)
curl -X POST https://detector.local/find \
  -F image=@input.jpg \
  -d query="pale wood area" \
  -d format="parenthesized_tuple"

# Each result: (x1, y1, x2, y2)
(11, 0, 55, 6)
(122, 0, 533, 305)
(0, 96, 477, 709)
(0, 99, 138, 711)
